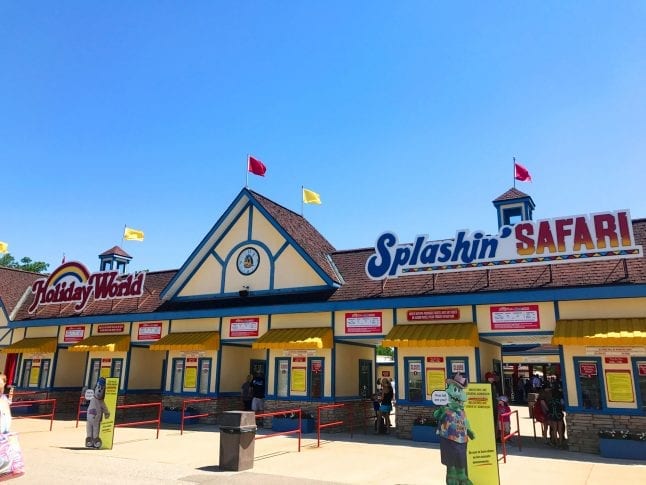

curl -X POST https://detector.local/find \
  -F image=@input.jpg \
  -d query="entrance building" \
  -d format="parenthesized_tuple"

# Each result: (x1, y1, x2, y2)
(0, 187, 645, 454)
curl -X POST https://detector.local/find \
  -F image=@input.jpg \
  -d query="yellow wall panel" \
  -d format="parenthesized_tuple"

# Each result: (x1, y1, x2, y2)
(479, 340, 502, 380)
(335, 343, 373, 396)
(53, 349, 86, 387)
(558, 297, 646, 319)
(178, 255, 222, 297)
(170, 318, 219, 333)
(271, 312, 331, 329)
(251, 211, 286, 255)
(273, 245, 326, 289)
(128, 347, 165, 389)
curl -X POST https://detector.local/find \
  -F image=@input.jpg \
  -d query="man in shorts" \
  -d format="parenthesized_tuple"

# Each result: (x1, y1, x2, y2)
(251, 371, 266, 426)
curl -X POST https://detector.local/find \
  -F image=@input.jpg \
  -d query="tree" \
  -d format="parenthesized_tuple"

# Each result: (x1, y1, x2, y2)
(376, 345, 393, 357)
(0, 254, 49, 273)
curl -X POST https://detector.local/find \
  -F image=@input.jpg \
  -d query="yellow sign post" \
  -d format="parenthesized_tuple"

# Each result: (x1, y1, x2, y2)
(99, 378, 119, 450)
(464, 383, 500, 485)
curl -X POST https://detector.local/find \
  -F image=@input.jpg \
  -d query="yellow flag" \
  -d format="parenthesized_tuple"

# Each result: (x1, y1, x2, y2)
(123, 227, 144, 242)
(0, 242, 7, 254)
(302, 188, 322, 205)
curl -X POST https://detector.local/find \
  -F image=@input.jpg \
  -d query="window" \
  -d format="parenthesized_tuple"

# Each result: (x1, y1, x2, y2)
(39, 359, 51, 388)
(20, 360, 32, 388)
(308, 358, 324, 399)
(632, 358, 646, 412)
(574, 357, 604, 410)
(111, 359, 123, 380)
(172, 359, 184, 393)
(198, 358, 211, 395)
(359, 359, 373, 398)
(89, 359, 101, 389)
(447, 357, 470, 383)
(276, 358, 290, 398)
(405, 358, 424, 402)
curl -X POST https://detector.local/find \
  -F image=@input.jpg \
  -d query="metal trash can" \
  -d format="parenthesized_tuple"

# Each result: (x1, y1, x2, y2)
(219, 411, 257, 471)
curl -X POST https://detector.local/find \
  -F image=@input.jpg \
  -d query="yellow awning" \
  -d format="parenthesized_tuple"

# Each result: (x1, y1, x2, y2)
(552, 319, 646, 346)
(149, 332, 219, 351)
(382, 323, 479, 347)
(1, 337, 58, 354)
(252, 327, 333, 350)
(68, 334, 131, 352)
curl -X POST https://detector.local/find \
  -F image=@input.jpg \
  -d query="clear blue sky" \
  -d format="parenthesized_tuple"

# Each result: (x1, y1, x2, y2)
(2, 2, 645, 273)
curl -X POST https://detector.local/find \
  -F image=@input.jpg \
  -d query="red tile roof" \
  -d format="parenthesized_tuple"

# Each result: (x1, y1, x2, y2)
(0, 267, 43, 314)
(493, 188, 532, 202)
(99, 246, 132, 258)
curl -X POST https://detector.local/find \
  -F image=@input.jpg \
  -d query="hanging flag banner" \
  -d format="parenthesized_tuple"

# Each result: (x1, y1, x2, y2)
(123, 227, 144, 241)
(248, 156, 267, 176)
(302, 188, 321, 205)
(366, 210, 643, 279)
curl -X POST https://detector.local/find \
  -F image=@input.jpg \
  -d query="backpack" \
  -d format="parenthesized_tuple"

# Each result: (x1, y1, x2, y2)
(533, 399, 546, 422)
(548, 398, 564, 421)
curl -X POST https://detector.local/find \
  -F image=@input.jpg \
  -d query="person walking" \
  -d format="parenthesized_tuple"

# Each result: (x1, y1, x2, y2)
(241, 374, 253, 411)
(251, 371, 266, 426)
(377, 378, 394, 433)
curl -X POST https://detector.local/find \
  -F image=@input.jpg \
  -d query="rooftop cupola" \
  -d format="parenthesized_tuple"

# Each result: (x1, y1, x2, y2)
(99, 246, 132, 274)
(492, 188, 536, 229)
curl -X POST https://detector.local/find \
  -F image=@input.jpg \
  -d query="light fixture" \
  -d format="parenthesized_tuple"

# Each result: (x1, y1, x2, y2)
(238, 285, 250, 298)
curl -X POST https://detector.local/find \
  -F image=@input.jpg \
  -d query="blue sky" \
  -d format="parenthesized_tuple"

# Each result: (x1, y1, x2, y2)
(2, 2, 645, 273)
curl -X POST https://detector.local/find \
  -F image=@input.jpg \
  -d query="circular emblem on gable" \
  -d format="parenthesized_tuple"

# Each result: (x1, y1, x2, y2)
(236, 247, 260, 275)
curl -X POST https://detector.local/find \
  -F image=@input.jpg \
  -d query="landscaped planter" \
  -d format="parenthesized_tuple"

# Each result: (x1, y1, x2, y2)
(271, 418, 316, 433)
(411, 425, 440, 443)
(599, 438, 646, 460)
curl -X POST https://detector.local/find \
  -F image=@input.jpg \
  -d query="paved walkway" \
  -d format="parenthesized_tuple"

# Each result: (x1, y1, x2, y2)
(6, 407, 646, 484)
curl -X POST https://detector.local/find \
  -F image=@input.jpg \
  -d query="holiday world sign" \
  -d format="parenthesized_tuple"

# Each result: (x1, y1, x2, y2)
(365, 210, 643, 280)
(28, 261, 146, 313)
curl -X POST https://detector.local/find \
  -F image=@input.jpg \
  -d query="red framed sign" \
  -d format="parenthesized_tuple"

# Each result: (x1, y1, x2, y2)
(229, 317, 259, 337)
(63, 325, 85, 343)
(137, 322, 162, 341)
(345, 312, 382, 334)
(490, 305, 540, 330)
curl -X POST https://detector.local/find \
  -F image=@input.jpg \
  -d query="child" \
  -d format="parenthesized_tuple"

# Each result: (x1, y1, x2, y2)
(497, 395, 511, 438)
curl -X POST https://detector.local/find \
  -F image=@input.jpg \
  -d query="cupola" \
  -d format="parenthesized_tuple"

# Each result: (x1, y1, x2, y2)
(492, 188, 535, 229)
(99, 246, 132, 274)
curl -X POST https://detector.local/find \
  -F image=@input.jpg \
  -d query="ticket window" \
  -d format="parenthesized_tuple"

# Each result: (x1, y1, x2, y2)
(632, 358, 646, 412)
(19, 360, 32, 388)
(359, 359, 373, 398)
(308, 358, 324, 399)
(172, 359, 184, 393)
(89, 359, 101, 389)
(111, 359, 123, 381)
(276, 358, 290, 398)
(197, 358, 211, 395)
(447, 357, 470, 383)
(405, 357, 424, 402)
(38, 359, 51, 388)
(575, 357, 604, 410)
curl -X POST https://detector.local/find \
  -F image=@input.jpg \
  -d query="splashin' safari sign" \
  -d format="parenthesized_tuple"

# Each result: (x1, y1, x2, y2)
(366, 210, 643, 280)
(28, 261, 146, 313)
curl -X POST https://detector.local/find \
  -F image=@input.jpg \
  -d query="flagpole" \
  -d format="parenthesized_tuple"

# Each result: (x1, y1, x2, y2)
(301, 186, 304, 216)
(122, 224, 126, 246)
(513, 157, 516, 189)
(245, 154, 249, 188)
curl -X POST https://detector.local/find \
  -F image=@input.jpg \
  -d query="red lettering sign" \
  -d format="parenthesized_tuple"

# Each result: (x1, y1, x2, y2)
(490, 305, 540, 330)
(137, 322, 162, 341)
(426, 356, 444, 363)
(28, 261, 146, 314)
(230, 317, 260, 337)
(604, 356, 628, 364)
(579, 362, 598, 376)
(63, 325, 85, 343)
(638, 363, 646, 376)
(345, 312, 382, 334)
(407, 308, 460, 321)
(98, 324, 125, 334)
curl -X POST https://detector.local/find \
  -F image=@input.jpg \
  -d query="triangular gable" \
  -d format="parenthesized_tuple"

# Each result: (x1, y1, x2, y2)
(161, 188, 341, 301)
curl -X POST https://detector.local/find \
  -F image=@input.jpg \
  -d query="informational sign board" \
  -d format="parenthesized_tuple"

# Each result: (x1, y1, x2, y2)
(99, 377, 119, 450)
(465, 383, 500, 485)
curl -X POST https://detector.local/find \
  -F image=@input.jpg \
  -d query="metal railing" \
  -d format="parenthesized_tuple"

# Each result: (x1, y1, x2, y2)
(180, 398, 215, 435)
(316, 403, 348, 447)
(498, 409, 522, 463)
(114, 402, 162, 439)
(254, 408, 302, 452)
(10, 398, 56, 431)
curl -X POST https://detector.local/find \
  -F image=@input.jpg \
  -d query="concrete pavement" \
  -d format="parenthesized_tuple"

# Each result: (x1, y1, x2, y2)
(6, 407, 646, 484)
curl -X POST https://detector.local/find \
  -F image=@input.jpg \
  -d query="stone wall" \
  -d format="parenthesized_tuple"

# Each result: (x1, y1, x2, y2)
(567, 412, 646, 454)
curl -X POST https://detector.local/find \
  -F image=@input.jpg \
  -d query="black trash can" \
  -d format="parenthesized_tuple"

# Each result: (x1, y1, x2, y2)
(219, 411, 257, 471)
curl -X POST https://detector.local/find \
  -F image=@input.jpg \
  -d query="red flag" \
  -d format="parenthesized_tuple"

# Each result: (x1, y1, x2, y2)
(514, 161, 532, 182)
(248, 156, 267, 176)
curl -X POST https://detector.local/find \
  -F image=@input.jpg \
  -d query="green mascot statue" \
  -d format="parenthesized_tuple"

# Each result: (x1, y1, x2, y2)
(434, 373, 475, 485)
